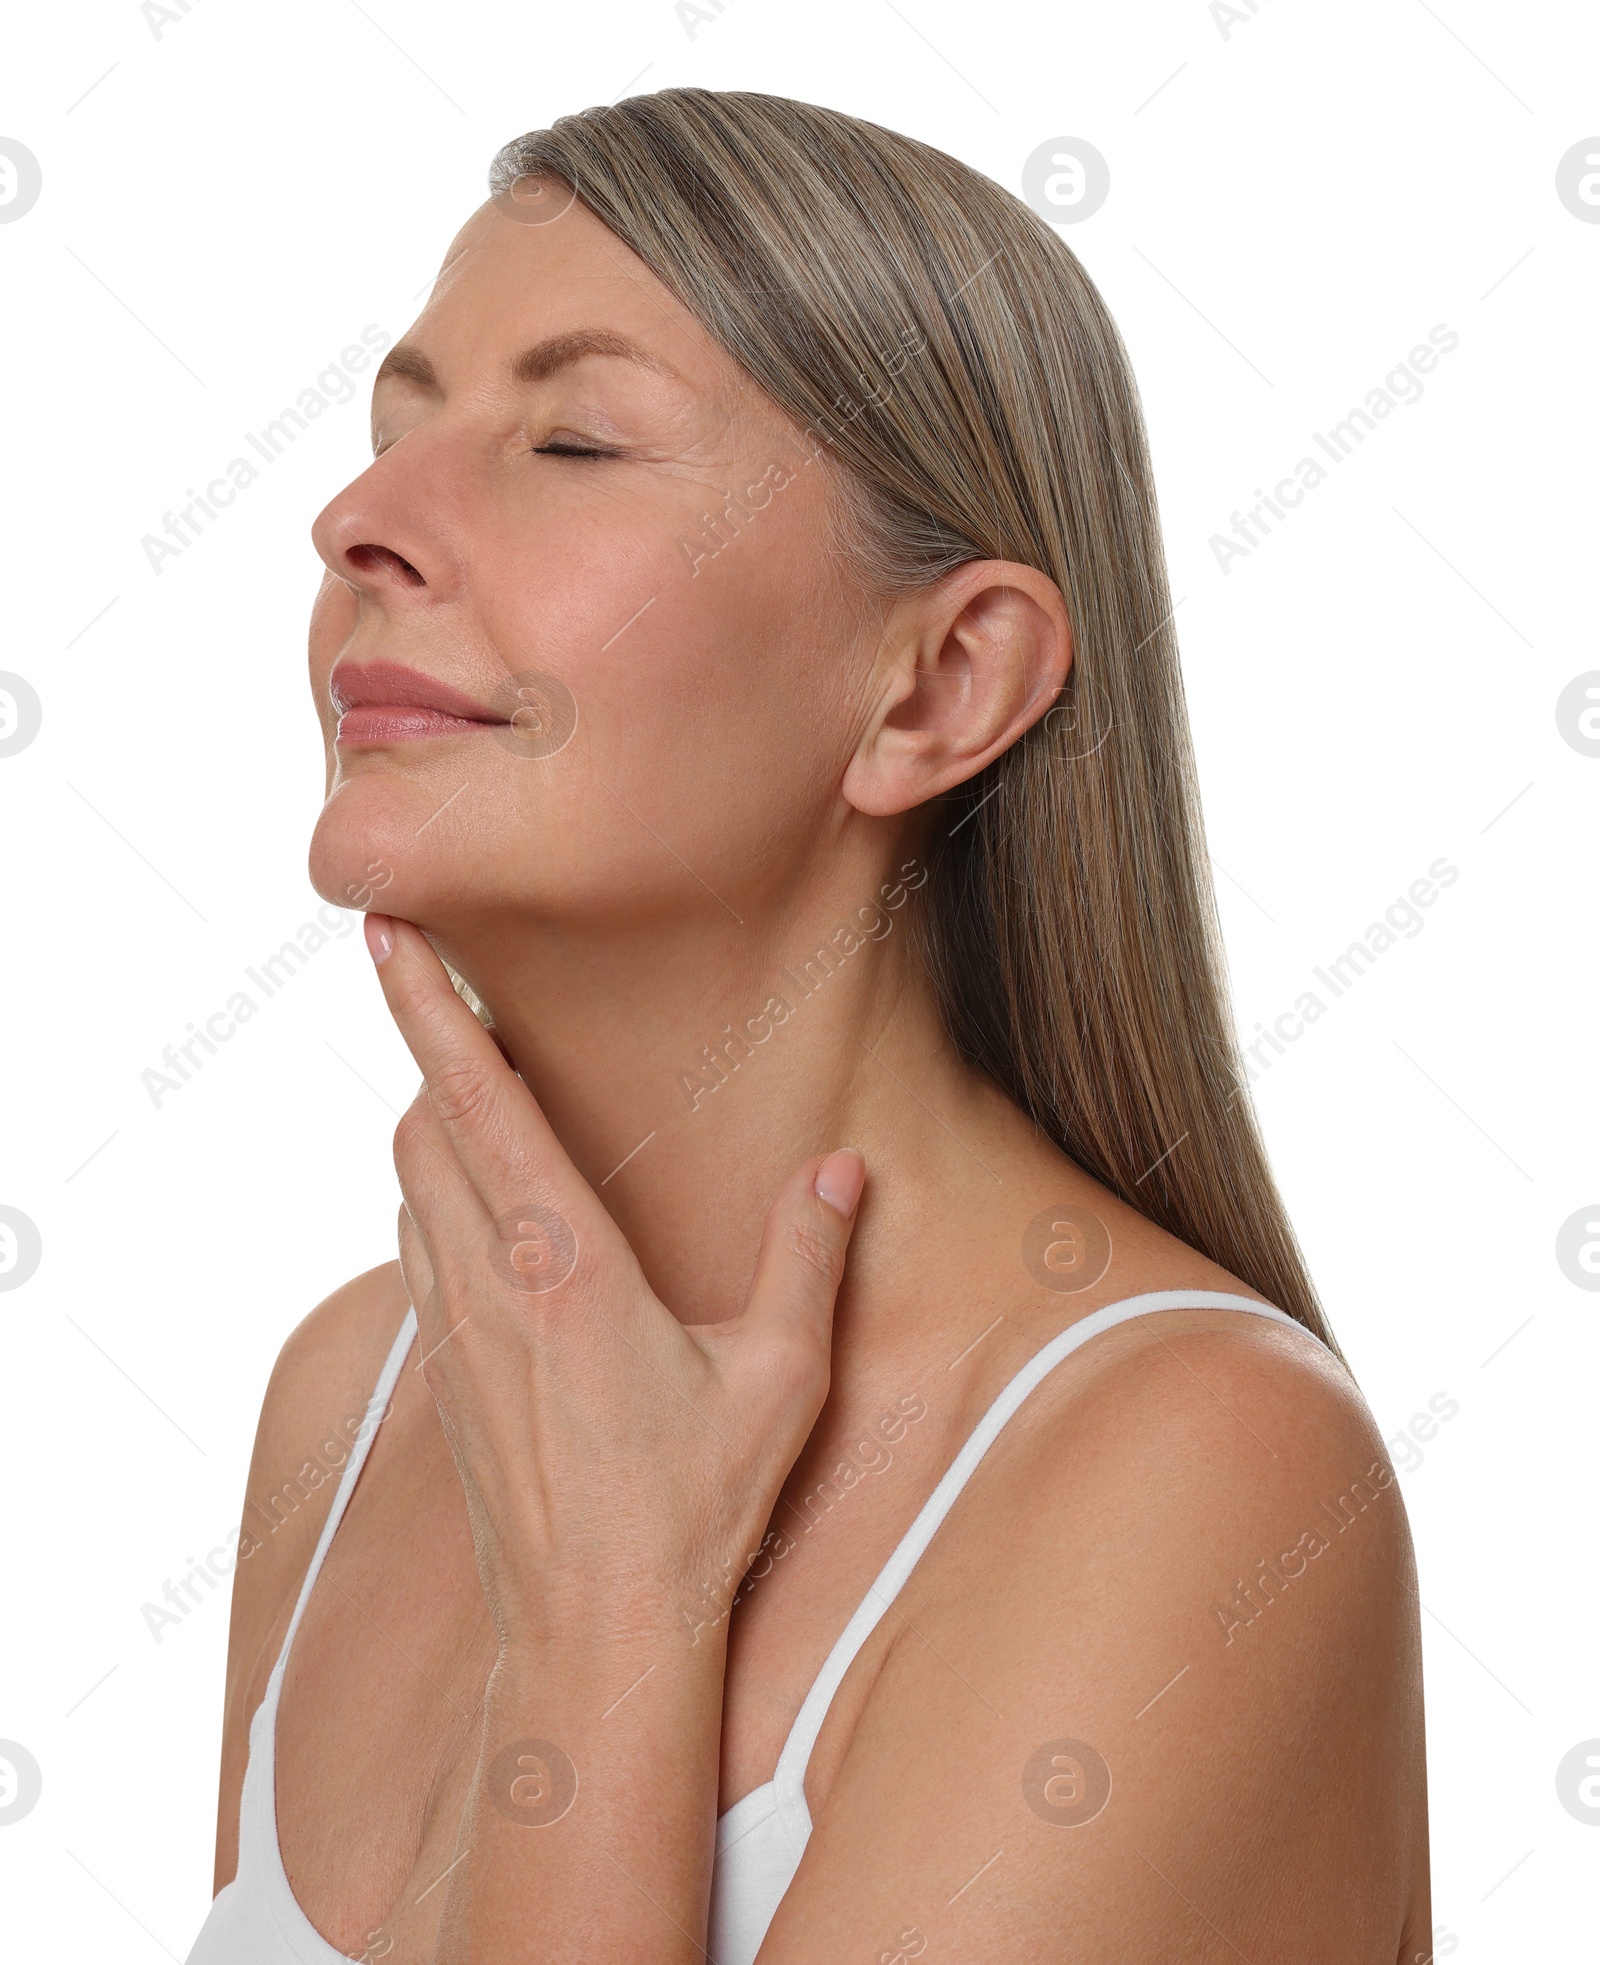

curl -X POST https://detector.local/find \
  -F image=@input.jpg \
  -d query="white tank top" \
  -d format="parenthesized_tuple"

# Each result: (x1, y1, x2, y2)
(185, 1288, 1304, 1964)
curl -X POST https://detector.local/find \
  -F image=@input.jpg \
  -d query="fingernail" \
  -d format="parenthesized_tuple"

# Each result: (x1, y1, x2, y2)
(364, 913, 395, 965)
(814, 1149, 865, 1217)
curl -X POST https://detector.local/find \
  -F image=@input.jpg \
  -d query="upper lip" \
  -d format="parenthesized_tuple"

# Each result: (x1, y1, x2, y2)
(330, 660, 508, 723)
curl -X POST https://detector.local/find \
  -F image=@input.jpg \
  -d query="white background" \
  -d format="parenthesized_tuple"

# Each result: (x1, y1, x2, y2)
(2, 1, 1595, 1958)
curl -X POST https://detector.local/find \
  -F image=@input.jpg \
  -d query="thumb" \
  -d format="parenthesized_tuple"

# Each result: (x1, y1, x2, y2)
(739, 1148, 866, 1370)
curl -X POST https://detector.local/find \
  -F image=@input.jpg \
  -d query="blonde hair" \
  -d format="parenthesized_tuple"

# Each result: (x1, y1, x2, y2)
(485, 89, 1339, 1353)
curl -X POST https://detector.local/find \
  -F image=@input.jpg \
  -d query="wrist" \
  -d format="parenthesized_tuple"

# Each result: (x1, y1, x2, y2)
(486, 1608, 728, 1739)
(479, 1624, 727, 1846)
(493, 1562, 744, 1670)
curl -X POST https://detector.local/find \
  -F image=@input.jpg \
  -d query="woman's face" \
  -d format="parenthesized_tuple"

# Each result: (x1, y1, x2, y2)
(308, 188, 888, 942)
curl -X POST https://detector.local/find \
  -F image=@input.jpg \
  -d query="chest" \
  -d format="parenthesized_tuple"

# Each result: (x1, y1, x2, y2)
(264, 1376, 945, 1956)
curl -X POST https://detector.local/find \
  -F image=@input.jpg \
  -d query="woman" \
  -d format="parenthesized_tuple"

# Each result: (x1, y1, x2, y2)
(187, 88, 1430, 1964)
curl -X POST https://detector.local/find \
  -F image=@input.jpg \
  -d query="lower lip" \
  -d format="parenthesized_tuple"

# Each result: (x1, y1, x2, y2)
(335, 707, 505, 744)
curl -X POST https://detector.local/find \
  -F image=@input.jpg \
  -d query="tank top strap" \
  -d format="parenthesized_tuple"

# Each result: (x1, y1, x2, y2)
(267, 1304, 418, 1682)
(769, 1289, 1304, 1831)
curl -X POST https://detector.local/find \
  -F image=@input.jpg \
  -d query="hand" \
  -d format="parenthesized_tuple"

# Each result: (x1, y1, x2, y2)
(362, 912, 866, 1658)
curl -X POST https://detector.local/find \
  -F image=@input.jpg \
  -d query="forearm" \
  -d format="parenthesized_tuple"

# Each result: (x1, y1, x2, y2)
(359, 921, 861, 1959)
(430, 1619, 728, 1964)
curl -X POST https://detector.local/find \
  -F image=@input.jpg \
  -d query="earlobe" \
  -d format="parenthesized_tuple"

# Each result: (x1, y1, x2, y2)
(842, 560, 1072, 819)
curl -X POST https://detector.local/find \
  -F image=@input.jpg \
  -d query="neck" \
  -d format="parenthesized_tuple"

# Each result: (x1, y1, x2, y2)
(428, 844, 1041, 1354)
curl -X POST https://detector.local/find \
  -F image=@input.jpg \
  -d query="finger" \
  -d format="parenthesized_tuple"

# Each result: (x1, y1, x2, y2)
(391, 1072, 587, 1323)
(396, 1198, 471, 1384)
(735, 1148, 865, 1386)
(483, 1020, 515, 1069)
(395, 1203, 474, 1470)
(389, 1087, 579, 1373)
(391, 1082, 487, 1244)
(396, 1200, 438, 1324)
(365, 914, 606, 1239)
(393, 1061, 481, 1194)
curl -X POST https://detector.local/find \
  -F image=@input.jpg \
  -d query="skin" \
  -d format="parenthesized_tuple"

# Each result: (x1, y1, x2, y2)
(210, 188, 1432, 1962)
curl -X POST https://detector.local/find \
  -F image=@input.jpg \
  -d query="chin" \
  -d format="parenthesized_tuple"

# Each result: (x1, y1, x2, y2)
(308, 778, 459, 920)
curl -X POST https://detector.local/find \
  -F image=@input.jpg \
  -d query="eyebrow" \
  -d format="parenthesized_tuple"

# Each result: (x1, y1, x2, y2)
(373, 327, 678, 393)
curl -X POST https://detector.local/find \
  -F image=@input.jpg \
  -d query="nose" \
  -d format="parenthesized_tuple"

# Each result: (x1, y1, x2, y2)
(311, 450, 460, 605)
(341, 542, 425, 589)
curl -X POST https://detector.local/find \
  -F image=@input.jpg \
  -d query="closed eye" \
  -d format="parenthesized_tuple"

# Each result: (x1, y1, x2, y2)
(370, 435, 621, 461)
(535, 441, 619, 459)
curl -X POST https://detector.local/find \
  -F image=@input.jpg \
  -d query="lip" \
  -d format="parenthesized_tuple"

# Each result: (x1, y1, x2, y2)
(330, 660, 509, 745)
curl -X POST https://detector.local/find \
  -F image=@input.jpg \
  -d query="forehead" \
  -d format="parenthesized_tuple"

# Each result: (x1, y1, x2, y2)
(393, 196, 763, 419)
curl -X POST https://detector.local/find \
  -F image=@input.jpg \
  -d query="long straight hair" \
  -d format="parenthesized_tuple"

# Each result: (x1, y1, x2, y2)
(487, 89, 1339, 1354)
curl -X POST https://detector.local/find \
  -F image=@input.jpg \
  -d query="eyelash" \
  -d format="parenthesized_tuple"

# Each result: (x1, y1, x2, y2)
(372, 438, 618, 461)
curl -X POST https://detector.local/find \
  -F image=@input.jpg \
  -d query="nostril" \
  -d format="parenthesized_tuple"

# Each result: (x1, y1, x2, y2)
(346, 542, 425, 587)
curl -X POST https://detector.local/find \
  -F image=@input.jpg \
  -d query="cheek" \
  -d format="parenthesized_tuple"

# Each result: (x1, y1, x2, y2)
(308, 575, 355, 698)
(502, 471, 855, 806)
(308, 578, 356, 785)
(309, 567, 353, 641)
(579, 559, 855, 853)
(309, 452, 869, 922)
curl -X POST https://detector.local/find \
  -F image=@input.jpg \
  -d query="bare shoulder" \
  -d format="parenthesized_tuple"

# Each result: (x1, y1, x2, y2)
(212, 1259, 412, 1890)
(770, 1305, 1430, 1960)
(243, 1258, 413, 1511)
(964, 1304, 1420, 1717)
(1016, 1299, 1383, 1508)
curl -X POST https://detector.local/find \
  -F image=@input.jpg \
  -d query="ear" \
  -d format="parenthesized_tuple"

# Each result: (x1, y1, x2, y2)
(842, 561, 1072, 819)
